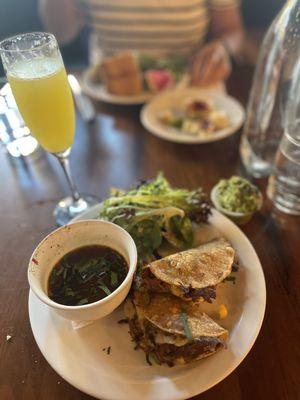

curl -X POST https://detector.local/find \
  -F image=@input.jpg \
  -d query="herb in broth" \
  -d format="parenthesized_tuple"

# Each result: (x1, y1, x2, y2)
(48, 245, 128, 306)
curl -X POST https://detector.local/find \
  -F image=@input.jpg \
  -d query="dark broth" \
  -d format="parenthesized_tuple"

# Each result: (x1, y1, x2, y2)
(48, 245, 128, 306)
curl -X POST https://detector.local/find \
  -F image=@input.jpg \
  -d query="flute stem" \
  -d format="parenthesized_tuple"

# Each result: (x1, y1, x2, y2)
(54, 150, 80, 202)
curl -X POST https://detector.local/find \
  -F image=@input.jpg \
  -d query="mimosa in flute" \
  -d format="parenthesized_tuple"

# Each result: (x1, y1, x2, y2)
(0, 32, 97, 225)
(8, 57, 74, 153)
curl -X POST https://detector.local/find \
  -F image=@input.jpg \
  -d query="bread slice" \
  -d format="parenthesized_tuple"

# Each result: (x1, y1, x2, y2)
(106, 73, 143, 95)
(102, 52, 139, 79)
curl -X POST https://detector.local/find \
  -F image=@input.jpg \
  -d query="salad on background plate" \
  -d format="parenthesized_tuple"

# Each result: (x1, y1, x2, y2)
(158, 97, 230, 138)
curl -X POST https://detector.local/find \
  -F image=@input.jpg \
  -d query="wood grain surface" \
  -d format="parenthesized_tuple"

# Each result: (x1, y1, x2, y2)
(0, 66, 299, 400)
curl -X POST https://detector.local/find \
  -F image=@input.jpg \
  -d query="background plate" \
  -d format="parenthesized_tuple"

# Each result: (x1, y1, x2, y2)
(140, 88, 245, 143)
(82, 68, 154, 105)
(81, 68, 191, 105)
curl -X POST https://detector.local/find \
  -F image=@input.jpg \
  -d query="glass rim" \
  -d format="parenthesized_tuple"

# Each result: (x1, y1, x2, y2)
(285, 131, 300, 146)
(0, 32, 57, 53)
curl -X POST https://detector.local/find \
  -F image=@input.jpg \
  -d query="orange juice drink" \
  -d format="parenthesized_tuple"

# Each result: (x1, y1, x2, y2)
(8, 57, 74, 153)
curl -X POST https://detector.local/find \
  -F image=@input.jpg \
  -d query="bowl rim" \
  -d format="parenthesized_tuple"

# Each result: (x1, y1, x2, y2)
(210, 184, 263, 217)
(27, 219, 138, 311)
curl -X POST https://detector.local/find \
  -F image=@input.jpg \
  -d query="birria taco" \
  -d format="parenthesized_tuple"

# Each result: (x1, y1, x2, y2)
(141, 238, 235, 303)
(125, 293, 228, 366)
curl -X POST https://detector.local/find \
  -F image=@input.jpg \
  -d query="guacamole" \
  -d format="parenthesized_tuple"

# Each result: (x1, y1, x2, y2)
(216, 176, 261, 213)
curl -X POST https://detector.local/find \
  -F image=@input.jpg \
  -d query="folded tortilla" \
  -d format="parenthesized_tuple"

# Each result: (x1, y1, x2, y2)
(125, 292, 228, 366)
(142, 238, 235, 302)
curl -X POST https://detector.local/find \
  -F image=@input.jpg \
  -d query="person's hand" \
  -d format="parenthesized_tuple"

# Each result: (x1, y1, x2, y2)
(192, 41, 231, 86)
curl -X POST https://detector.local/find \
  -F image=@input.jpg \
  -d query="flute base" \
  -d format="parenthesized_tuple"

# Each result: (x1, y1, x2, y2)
(54, 195, 99, 226)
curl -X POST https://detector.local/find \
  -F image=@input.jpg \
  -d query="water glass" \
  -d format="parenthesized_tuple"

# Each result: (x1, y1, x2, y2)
(0, 83, 39, 157)
(267, 132, 300, 215)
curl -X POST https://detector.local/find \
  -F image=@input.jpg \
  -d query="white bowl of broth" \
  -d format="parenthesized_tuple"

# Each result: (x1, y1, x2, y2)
(28, 220, 137, 322)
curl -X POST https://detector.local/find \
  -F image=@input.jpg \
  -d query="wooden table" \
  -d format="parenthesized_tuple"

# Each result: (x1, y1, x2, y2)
(0, 66, 299, 400)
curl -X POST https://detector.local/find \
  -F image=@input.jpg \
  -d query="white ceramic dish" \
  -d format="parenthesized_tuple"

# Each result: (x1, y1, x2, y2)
(28, 219, 137, 321)
(211, 184, 263, 225)
(81, 68, 191, 105)
(82, 67, 153, 105)
(140, 88, 245, 144)
(29, 205, 266, 400)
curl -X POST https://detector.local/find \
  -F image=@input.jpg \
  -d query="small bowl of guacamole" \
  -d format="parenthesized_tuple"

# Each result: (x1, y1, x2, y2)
(211, 176, 263, 224)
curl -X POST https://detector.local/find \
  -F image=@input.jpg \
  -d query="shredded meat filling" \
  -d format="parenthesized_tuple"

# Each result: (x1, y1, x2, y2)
(181, 285, 216, 303)
(154, 337, 224, 365)
(128, 316, 144, 347)
(142, 269, 216, 302)
(128, 317, 224, 366)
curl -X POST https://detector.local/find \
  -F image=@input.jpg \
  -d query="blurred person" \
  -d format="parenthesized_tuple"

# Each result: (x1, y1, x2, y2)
(39, 0, 244, 86)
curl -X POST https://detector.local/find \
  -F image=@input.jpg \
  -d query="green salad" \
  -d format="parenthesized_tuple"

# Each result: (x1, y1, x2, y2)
(216, 176, 261, 214)
(98, 173, 211, 265)
(138, 53, 186, 79)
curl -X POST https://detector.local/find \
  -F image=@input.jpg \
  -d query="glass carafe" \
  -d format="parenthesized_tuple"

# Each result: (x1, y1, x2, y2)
(240, 0, 300, 178)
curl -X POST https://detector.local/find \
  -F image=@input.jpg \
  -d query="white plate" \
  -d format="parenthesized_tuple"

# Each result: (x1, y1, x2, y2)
(81, 68, 192, 105)
(29, 206, 266, 400)
(140, 88, 245, 144)
(82, 68, 153, 105)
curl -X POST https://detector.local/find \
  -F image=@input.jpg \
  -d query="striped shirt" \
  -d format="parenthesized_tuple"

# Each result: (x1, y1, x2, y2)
(76, 0, 238, 59)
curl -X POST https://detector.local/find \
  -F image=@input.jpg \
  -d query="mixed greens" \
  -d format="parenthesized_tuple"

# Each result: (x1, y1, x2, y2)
(138, 53, 186, 80)
(98, 173, 211, 265)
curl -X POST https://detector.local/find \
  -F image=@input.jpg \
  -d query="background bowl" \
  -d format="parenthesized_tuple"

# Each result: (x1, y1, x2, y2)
(211, 184, 263, 225)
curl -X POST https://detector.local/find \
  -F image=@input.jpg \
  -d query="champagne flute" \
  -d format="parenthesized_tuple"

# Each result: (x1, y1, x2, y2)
(0, 32, 97, 225)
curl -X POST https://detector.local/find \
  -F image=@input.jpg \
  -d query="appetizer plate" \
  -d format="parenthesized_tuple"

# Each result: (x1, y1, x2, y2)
(82, 68, 191, 105)
(29, 206, 266, 400)
(141, 88, 245, 144)
(82, 67, 153, 105)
